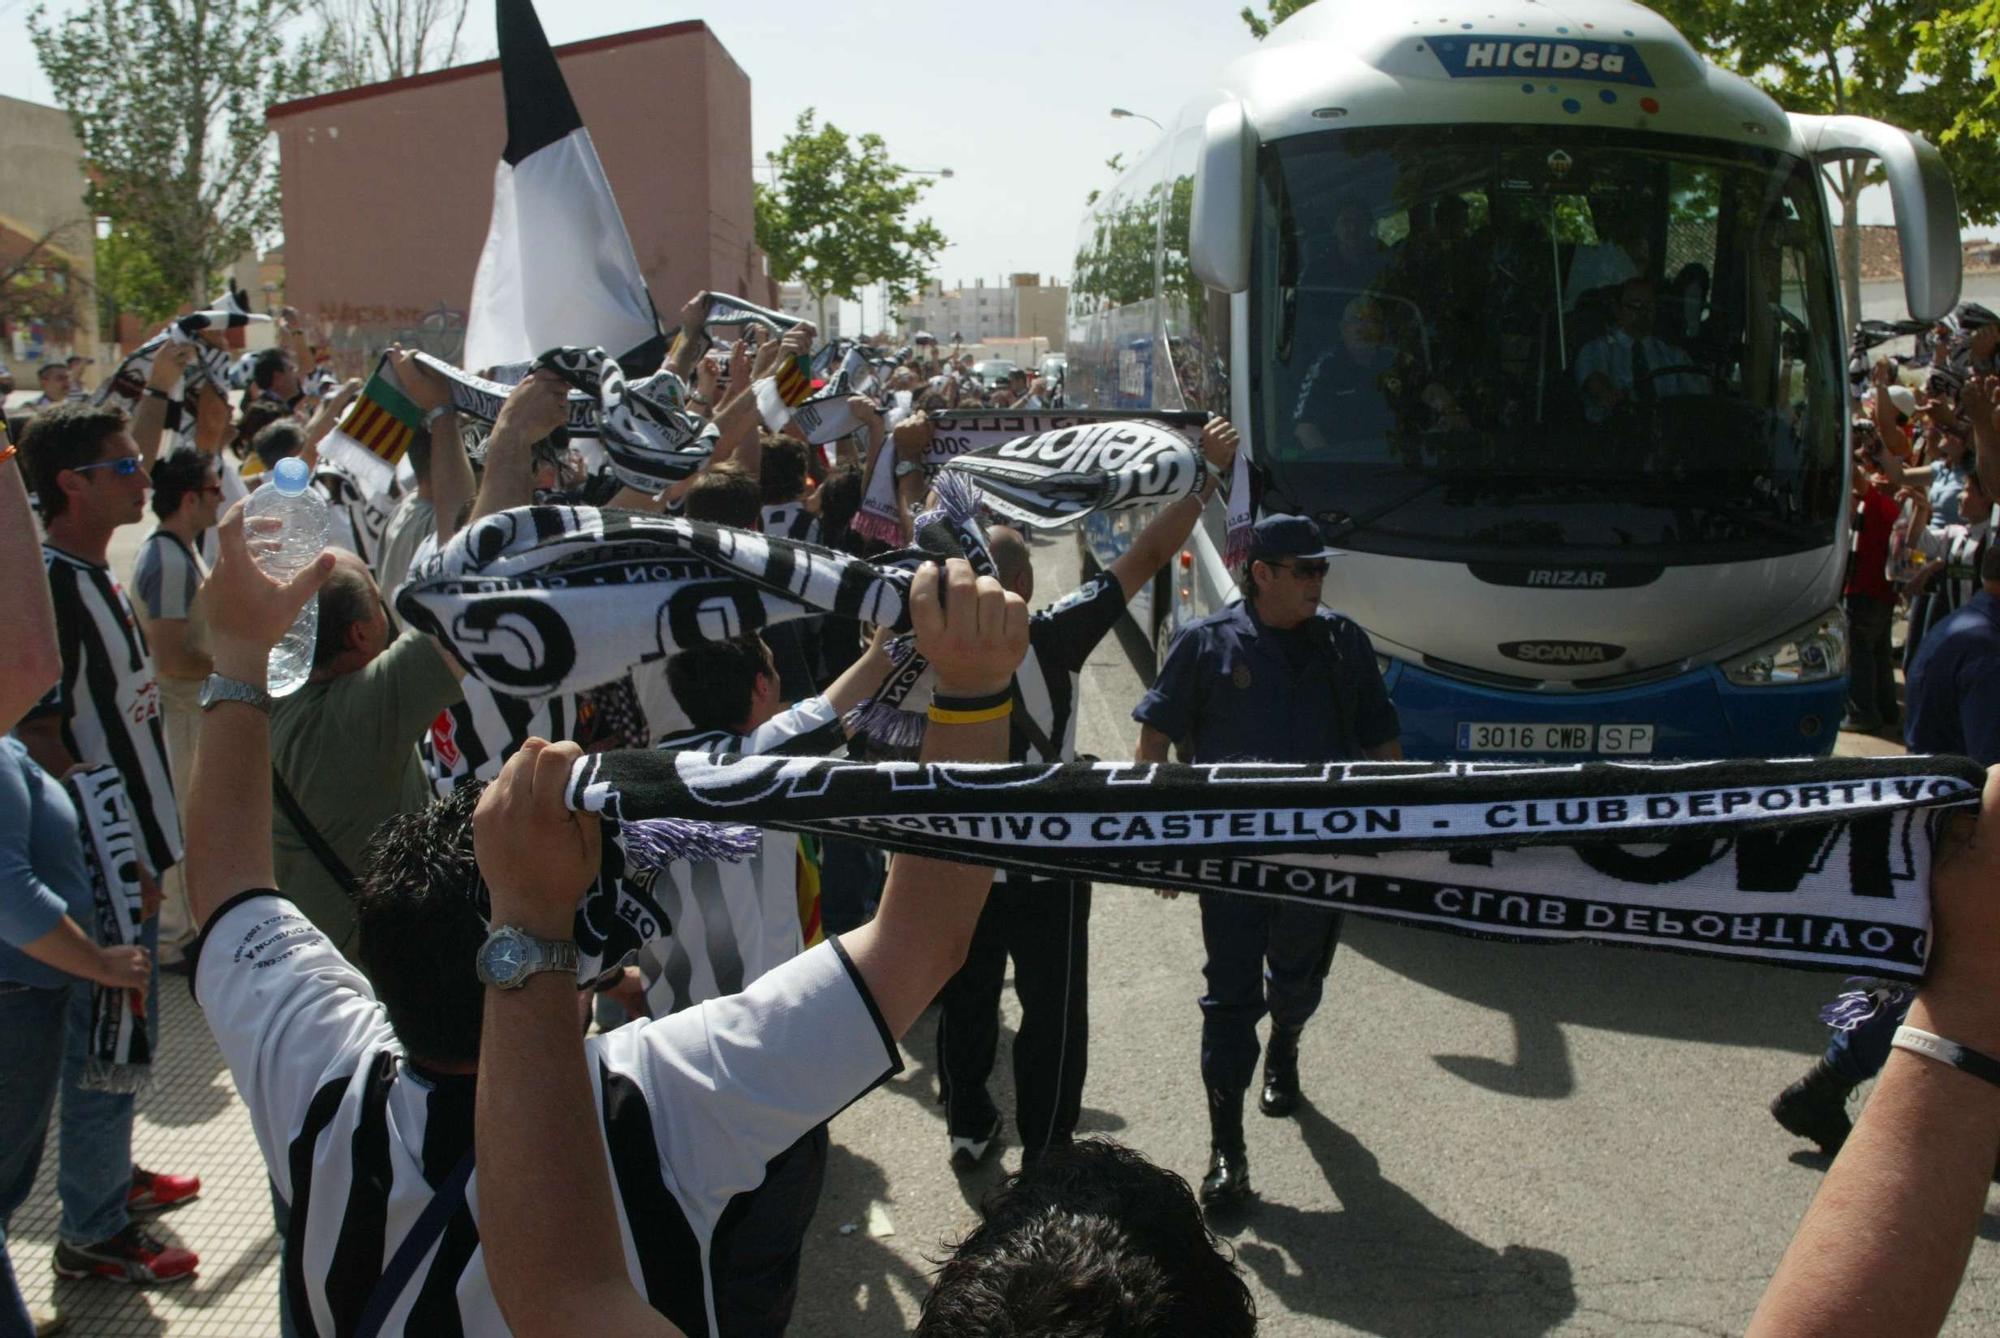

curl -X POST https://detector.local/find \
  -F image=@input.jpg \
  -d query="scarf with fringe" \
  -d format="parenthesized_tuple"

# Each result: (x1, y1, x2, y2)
(63, 766, 151, 1094)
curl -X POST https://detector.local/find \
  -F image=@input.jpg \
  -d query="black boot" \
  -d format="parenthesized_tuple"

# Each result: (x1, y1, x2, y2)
(1200, 1087, 1251, 1206)
(1260, 1026, 1303, 1118)
(1770, 1058, 1856, 1155)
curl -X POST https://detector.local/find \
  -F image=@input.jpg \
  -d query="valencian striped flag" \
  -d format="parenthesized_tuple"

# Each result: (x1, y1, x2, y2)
(772, 352, 814, 407)
(333, 359, 424, 467)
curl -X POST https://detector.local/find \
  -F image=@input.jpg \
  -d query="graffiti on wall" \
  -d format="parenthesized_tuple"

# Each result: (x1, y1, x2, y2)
(315, 300, 466, 377)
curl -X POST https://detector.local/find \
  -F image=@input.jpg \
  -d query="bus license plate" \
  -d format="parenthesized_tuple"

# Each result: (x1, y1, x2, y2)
(1456, 723, 1654, 755)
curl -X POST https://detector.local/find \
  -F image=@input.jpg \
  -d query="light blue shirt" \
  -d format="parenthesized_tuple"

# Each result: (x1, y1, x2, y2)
(0, 736, 95, 989)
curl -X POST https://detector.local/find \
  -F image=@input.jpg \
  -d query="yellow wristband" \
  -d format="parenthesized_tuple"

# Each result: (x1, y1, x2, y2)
(926, 701, 1013, 726)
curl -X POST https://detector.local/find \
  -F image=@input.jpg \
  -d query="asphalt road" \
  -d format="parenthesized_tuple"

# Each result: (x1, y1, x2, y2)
(790, 531, 2000, 1337)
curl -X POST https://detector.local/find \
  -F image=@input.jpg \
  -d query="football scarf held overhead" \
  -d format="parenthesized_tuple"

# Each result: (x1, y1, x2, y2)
(568, 752, 1985, 980)
(63, 766, 152, 1094)
(853, 408, 1223, 546)
(394, 503, 958, 698)
(95, 303, 272, 408)
(412, 347, 715, 492)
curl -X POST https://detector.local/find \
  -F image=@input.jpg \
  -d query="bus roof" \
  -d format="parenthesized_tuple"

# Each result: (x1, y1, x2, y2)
(1207, 0, 1796, 157)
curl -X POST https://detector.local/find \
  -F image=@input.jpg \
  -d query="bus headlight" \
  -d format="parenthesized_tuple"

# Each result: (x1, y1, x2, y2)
(1720, 609, 1848, 687)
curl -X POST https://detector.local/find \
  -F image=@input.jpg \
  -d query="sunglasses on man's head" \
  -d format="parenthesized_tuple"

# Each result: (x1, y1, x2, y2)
(69, 457, 142, 479)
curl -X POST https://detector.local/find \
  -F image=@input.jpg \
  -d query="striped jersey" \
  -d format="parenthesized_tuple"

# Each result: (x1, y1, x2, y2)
(195, 891, 899, 1338)
(994, 571, 1127, 883)
(637, 697, 841, 1014)
(31, 545, 182, 873)
(419, 676, 652, 797)
(132, 530, 206, 622)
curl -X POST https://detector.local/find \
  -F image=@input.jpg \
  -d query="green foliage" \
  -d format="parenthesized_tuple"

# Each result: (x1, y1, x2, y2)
(93, 223, 188, 329)
(1914, 2, 2000, 158)
(753, 108, 947, 310)
(1239, 0, 1314, 40)
(30, 0, 332, 307)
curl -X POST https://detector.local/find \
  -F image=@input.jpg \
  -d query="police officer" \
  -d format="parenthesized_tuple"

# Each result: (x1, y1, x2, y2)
(1133, 514, 1401, 1206)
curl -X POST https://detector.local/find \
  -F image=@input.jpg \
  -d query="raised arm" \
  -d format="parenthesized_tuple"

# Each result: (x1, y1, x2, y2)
(387, 350, 473, 547)
(1967, 377, 2000, 493)
(468, 372, 571, 526)
(1106, 417, 1237, 600)
(836, 559, 1028, 1037)
(181, 504, 335, 927)
(1747, 769, 2000, 1338)
(130, 342, 193, 469)
(473, 739, 681, 1338)
(0, 444, 59, 734)
(820, 625, 898, 718)
(665, 291, 710, 382)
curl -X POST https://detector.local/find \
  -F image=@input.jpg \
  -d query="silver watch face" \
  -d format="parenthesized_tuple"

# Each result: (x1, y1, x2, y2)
(481, 931, 530, 985)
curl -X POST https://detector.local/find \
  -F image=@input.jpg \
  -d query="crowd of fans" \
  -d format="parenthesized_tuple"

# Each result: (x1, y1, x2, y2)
(1, 286, 1999, 1338)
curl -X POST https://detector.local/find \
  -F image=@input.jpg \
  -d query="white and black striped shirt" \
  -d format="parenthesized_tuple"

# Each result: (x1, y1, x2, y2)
(638, 697, 841, 1014)
(32, 545, 181, 873)
(995, 572, 1127, 883)
(195, 891, 899, 1338)
(419, 684, 577, 798)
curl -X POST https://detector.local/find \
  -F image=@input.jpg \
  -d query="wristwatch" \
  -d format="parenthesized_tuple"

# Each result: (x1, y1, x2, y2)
(894, 459, 920, 478)
(199, 674, 272, 714)
(475, 924, 580, 989)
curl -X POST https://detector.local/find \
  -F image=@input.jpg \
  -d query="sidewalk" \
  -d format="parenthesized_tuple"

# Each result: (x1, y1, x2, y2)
(12, 977, 282, 1337)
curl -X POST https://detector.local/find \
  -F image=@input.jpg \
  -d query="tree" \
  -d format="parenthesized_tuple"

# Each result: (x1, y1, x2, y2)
(1238, 0, 1314, 40)
(313, 0, 469, 88)
(0, 221, 95, 346)
(93, 223, 189, 331)
(753, 109, 947, 330)
(1240, 0, 2000, 319)
(1914, 2, 2000, 157)
(31, 0, 331, 307)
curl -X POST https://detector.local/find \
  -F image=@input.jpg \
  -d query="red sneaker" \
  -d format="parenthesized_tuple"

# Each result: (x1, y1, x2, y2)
(51, 1223, 198, 1284)
(126, 1165, 202, 1215)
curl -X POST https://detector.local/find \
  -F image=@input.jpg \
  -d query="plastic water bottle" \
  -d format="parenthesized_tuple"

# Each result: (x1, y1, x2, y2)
(243, 456, 331, 697)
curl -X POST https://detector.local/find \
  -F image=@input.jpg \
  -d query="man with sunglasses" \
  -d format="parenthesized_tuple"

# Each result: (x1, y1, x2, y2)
(15, 402, 205, 1285)
(1134, 513, 1402, 1208)
(133, 451, 223, 964)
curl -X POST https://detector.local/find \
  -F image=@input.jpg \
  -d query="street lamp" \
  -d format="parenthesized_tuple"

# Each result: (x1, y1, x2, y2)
(1110, 108, 1162, 130)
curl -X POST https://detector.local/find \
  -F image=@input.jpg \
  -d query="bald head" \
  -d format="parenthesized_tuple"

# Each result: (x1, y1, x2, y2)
(985, 525, 1033, 600)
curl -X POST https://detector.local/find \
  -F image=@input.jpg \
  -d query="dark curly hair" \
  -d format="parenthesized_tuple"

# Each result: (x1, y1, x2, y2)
(918, 1139, 1256, 1337)
(353, 783, 491, 1067)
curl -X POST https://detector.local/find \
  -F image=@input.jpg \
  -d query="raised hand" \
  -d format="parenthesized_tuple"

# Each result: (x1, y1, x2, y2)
(203, 501, 336, 681)
(474, 738, 601, 940)
(1201, 417, 1240, 473)
(910, 558, 1028, 698)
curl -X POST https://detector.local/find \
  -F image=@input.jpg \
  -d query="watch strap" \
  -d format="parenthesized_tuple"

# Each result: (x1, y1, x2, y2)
(200, 673, 273, 714)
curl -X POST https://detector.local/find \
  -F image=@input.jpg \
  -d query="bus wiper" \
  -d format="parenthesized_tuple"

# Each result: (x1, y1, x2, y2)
(1318, 475, 1447, 542)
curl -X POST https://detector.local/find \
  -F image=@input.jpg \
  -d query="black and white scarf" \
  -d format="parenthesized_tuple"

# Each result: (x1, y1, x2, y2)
(394, 504, 960, 698)
(853, 409, 1247, 552)
(96, 301, 271, 409)
(568, 751, 1983, 981)
(414, 347, 716, 492)
(63, 766, 151, 1093)
(696, 292, 804, 337)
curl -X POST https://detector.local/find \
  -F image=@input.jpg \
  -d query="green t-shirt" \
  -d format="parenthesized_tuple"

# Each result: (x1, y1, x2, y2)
(270, 630, 463, 951)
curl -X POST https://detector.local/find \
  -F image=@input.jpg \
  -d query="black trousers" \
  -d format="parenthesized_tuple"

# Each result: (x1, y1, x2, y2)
(1845, 593, 1897, 728)
(935, 879, 1091, 1156)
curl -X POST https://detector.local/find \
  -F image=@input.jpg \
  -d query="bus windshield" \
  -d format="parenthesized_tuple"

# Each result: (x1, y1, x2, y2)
(1251, 124, 1844, 565)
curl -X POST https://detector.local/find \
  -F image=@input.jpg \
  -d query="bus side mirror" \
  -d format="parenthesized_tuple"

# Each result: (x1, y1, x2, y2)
(1793, 113, 1962, 323)
(1191, 100, 1256, 295)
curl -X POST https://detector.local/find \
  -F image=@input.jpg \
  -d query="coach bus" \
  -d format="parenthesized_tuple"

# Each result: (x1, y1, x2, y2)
(1067, 0, 1961, 761)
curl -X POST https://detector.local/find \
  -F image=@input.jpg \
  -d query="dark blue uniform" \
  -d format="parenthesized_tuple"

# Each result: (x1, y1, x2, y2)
(1134, 600, 1398, 1095)
(1821, 587, 2000, 1088)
